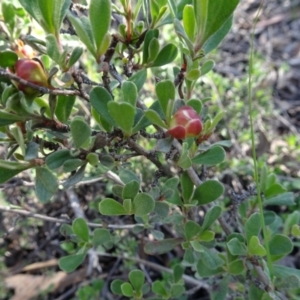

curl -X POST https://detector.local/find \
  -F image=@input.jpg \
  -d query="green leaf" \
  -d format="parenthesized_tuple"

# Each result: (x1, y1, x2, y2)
(210, 276, 229, 300)
(186, 69, 201, 81)
(119, 168, 140, 184)
(183, 5, 196, 41)
(122, 81, 138, 106)
(264, 192, 295, 206)
(186, 99, 202, 114)
(192, 146, 225, 165)
(273, 265, 300, 281)
(129, 270, 145, 292)
(284, 211, 300, 236)
(123, 199, 132, 214)
(70, 116, 91, 148)
(144, 238, 182, 255)
(63, 159, 83, 173)
(86, 153, 99, 166)
(0, 160, 31, 184)
(171, 284, 185, 298)
(122, 180, 140, 200)
(264, 183, 286, 198)
(269, 234, 293, 257)
(35, 167, 58, 203)
(38, 0, 55, 34)
(46, 34, 61, 64)
(90, 87, 116, 126)
(143, 29, 159, 64)
(72, 218, 89, 242)
(148, 37, 160, 62)
(193, 180, 224, 205)
(67, 13, 96, 58)
(201, 0, 239, 47)
(58, 252, 86, 273)
(11, 126, 25, 157)
(144, 109, 168, 128)
(92, 228, 111, 247)
(99, 198, 127, 216)
(228, 259, 244, 275)
(2, 3, 15, 32)
(111, 279, 125, 295)
(173, 264, 184, 283)
(202, 14, 233, 54)
(67, 47, 83, 69)
(121, 282, 133, 297)
(248, 236, 266, 257)
(194, 0, 208, 40)
(180, 171, 194, 203)
(152, 281, 168, 297)
(63, 164, 86, 188)
(198, 245, 224, 269)
(174, 18, 194, 55)
(245, 212, 261, 244)
(108, 102, 135, 135)
(25, 142, 39, 161)
(0, 111, 26, 126)
(184, 220, 201, 240)
(0, 50, 18, 68)
(201, 205, 222, 232)
(55, 94, 76, 123)
(133, 193, 155, 216)
(128, 69, 147, 92)
(89, 0, 111, 58)
(274, 275, 300, 290)
(155, 80, 175, 120)
(46, 149, 73, 169)
(177, 142, 192, 170)
(54, 0, 71, 36)
(18, 0, 43, 29)
(197, 259, 224, 277)
(227, 238, 247, 256)
(201, 60, 215, 76)
(152, 43, 178, 67)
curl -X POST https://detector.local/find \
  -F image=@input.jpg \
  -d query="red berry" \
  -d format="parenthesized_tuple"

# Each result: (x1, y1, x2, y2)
(168, 106, 202, 139)
(13, 58, 49, 95)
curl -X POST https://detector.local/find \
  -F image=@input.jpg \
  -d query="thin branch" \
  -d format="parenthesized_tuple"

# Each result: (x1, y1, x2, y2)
(100, 253, 209, 290)
(0, 205, 143, 230)
(0, 68, 89, 101)
(127, 138, 173, 176)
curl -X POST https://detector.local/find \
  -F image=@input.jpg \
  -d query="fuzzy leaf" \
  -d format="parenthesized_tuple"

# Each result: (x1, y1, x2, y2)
(72, 218, 89, 242)
(133, 193, 155, 216)
(70, 116, 91, 148)
(35, 167, 58, 202)
(152, 43, 178, 67)
(245, 212, 261, 244)
(122, 81, 138, 106)
(55, 94, 76, 123)
(144, 238, 182, 255)
(58, 253, 86, 273)
(108, 102, 135, 135)
(193, 180, 224, 205)
(89, 0, 111, 57)
(192, 146, 225, 165)
(99, 198, 127, 216)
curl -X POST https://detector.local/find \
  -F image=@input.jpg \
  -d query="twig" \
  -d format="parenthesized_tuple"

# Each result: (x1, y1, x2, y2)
(0, 205, 143, 230)
(100, 253, 210, 290)
(0, 68, 90, 101)
(127, 138, 172, 176)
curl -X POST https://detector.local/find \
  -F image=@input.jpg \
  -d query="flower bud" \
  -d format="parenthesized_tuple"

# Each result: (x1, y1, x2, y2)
(13, 58, 49, 95)
(168, 106, 203, 139)
(14, 40, 36, 59)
